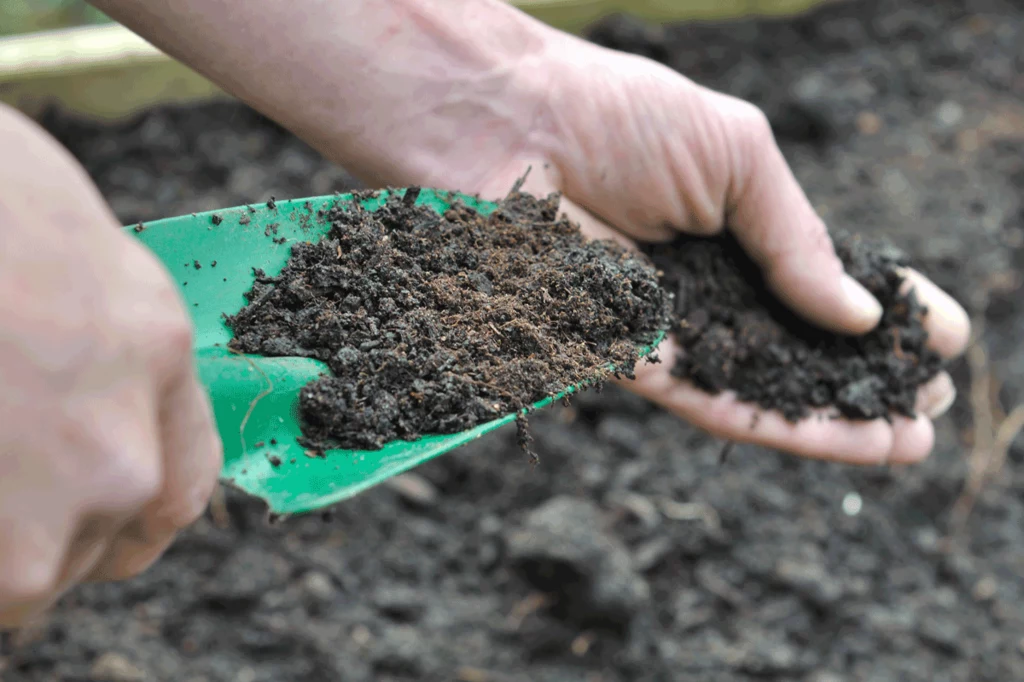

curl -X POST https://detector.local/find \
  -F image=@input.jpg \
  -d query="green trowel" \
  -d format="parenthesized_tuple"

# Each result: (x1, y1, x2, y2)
(125, 188, 661, 516)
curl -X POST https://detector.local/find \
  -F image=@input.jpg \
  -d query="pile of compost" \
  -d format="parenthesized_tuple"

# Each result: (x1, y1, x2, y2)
(646, 231, 944, 421)
(226, 190, 670, 450)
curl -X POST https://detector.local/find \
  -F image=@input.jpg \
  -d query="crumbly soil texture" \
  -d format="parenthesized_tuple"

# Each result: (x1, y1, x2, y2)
(226, 190, 669, 451)
(646, 231, 943, 421)
(10, 1, 1024, 681)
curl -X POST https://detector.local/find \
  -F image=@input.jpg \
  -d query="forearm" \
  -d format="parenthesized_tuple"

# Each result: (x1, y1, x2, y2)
(89, 0, 557, 185)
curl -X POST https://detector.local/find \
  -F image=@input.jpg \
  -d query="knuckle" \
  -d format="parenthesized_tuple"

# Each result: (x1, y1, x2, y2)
(736, 101, 773, 143)
(0, 559, 58, 606)
(153, 431, 222, 531)
(99, 448, 164, 511)
(685, 220, 723, 237)
(159, 315, 196, 363)
(173, 464, 221, 530)
(140, 313, 195, 381)
(164, 493, 211, 531)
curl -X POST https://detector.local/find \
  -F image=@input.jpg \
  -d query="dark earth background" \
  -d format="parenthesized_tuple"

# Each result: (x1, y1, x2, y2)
(4, 0, 1024, 680)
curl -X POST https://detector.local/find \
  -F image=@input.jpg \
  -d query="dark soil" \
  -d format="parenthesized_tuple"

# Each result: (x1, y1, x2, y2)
(7, 1, 1024, 681)
(226, 191, 668, 450)
(646, 231, 943, 421)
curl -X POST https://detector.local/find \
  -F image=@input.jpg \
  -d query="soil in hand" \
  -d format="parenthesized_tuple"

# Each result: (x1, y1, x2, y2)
(227, 189, 670, 450)
(645, 231, 945, 421)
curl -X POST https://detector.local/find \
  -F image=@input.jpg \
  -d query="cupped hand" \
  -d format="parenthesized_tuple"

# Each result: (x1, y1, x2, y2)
(383, 28, 970, 464)
(0, 105, 222, 628)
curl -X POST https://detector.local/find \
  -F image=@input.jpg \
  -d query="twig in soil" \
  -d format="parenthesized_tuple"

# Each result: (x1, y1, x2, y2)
(992, 404, 1024, 479)
(947, 328, 994, 543)
(718, 440, 736, 465)
(225, 348, 274, 455)
(506, 592, 553, 629)
(204, 354, 272, 530)
(947, 321, 1024, 546)
(506, 166, 533, 198)
(571, 631, 597, 657)
(657, 497, 727, 542)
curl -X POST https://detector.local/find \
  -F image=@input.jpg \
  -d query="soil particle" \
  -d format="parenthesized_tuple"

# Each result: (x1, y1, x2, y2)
(371, 626, 431, 677)
(371, 585, 427, 622)
(299, 571, 335, 603)
(504, 496, 650, 629)
(89, 653, 146, 682)
(227, 191, 670, 450)
(645, 230, 944, 421)
(383, 472, 440, 509)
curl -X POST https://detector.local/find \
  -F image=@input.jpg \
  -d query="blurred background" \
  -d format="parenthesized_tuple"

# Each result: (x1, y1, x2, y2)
(2, 1, 1023, 681)
(1, 0, 109, 35)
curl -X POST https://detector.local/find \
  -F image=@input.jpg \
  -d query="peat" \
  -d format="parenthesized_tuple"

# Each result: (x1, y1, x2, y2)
(645, 231, 944, 421)
(226, 190, 670, 450)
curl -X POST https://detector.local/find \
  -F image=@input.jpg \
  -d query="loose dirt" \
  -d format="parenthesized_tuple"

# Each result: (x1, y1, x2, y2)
(646, 231, 943, 421)
(226, 190, 669, 450)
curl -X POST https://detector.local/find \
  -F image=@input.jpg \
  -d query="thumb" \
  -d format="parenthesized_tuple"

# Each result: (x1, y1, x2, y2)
(714, 91, 883, 334)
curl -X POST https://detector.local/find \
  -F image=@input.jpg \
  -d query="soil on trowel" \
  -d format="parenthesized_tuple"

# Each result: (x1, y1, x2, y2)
(646, 231, 944, 421)
(226, 189, 670, 450)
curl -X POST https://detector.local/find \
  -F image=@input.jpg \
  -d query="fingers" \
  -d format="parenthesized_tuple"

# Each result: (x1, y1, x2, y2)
(560, 197, 638, 249)
(0, 517, 73, 628)
(153, 365, 223, 532)
(914, 372, 957, 420)
(88, 366, 221, 582)
(626, 337, 939, 464)
(563, 196, 949, 463)
(629, 352, 892, 463)
(86, 233, 220, 583)
(888, 414, 935, 465)
(898, 268, 971, 359)
(716, 93, 883, 336)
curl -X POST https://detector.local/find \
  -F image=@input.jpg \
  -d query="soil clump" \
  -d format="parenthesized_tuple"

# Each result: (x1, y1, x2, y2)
(645, 231, 944, 421)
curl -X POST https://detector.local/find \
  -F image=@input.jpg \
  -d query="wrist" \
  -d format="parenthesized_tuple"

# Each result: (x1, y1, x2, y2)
(315, 0, 563, 187)
(91, 0, 568, 192)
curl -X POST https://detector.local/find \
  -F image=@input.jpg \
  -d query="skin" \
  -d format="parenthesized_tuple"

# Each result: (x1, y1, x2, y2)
(0, 105, 222, 626)
(0, 0, 970, 627)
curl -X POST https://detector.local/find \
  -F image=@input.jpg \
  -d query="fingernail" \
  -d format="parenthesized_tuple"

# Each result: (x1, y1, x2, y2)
(918, 373, 957, 419)
(841, 274, 883, 328)
(927, 386, 957, 419)
(897, 267, 972, 357)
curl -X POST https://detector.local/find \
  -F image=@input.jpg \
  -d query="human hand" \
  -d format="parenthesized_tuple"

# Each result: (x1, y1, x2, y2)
(369, 23, 970, 464)
(0, 105, 222, 628)
(90, 0, 968, 463)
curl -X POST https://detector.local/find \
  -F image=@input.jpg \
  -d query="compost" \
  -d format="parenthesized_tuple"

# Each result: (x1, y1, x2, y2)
(225, 190, 670, 451)
(9, 1, 1024, 681)
(646, 231, 943, 421)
